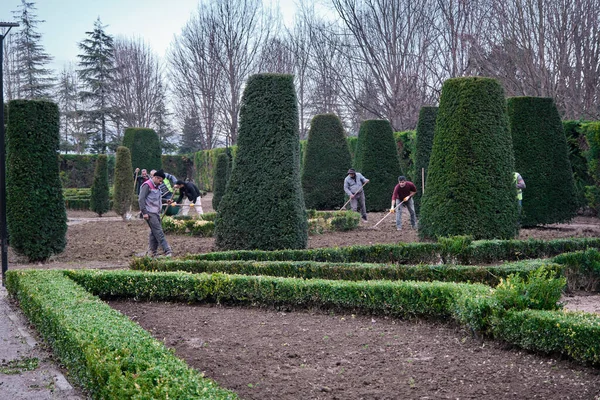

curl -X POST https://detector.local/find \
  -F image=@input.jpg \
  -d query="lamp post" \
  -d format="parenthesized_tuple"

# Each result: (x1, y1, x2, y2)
(0, 22, 18, 287)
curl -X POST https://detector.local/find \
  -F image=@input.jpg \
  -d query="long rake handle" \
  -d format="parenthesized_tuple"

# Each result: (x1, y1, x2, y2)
(340, 181, 369, 211)
(372, 200, 405, 228)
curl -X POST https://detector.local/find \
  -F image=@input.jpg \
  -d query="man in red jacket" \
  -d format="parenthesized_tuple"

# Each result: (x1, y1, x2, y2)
(390, 176, 417, 231)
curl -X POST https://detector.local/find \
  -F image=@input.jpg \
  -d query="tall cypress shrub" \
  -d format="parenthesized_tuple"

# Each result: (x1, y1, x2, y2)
(7, 100, 67, 261)
(420, 77, 517, 240)
(580, 122, 600, 214)
(302, 114, 352, 210)
(563, 120, 594, 209)
(90, 154, 110, 216)
(508, 97, 577, 226)
(353, 120, 401, 212)
(414, 106, 438, 213)
(122, 127, 162, 172)
(215, 74, 308, 250)
(113, 146, 134, 220)
(212, 152, 231, 211)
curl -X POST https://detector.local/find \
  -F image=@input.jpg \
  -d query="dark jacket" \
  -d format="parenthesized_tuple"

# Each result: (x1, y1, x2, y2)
(176, 182, 201, 204)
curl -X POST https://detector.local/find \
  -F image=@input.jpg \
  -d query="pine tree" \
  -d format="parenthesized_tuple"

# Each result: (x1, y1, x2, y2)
(354, 120, 401, 211)
(414, 106, 438, 212)
(179, 114, 202, 154)
(90, 154, 110, 216)
(212, 152, 231, 211)
(77, 17, 115, 154)
(113, 146, 134, 220)
(215, 74, 307, 250)
(55, 64, 81, 153)
(12, 0, 55, 99)
(420, 77, 517, 240)
(302, 114, 352, 210)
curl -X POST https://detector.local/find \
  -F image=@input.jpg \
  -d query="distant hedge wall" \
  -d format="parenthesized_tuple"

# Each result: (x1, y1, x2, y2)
(122, 127, 162, 173)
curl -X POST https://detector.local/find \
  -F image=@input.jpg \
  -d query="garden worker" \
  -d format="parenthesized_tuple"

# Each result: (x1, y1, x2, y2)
(150, 169, 178, 201)
(174, 180, 203, 216)
(390, 175, 417, 231)
(344, 168, 369, 221)
(515, 172, 526, 215)
(134, 168, 150, 195)
(139, 169, 173, 257)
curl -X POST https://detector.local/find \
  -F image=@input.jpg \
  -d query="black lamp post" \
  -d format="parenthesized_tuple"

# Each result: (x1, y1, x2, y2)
(0, 22, 18, 287)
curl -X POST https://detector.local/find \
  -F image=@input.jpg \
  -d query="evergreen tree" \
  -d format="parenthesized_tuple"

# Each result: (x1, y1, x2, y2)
(122, 127, 162, 172)
(179, 113, 202, 154)
(212, 152, 231, 211)
(12, 0, 55, 99)
(354, 120, 401, 211)
(420, 77, 517, 240)
(90, 154, 110, 216)
(113, 146, 134, 220)
(508, 97, 578, 226)
(414, 106, 438, 212)
(215, 74, 307, 250)
(55, 64, 82, 153)
(154, 83, 178, 153)
(563, 120, 594, 209)
(302, 114, 352, 210)
(77, 17, 115, 154)
(7, 100, 67, 261)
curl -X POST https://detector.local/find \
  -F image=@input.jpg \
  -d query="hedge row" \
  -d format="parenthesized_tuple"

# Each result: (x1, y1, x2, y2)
(181, 237, 600, 265)
(5, 270, 237, 399)
(130, 258, 557, 287)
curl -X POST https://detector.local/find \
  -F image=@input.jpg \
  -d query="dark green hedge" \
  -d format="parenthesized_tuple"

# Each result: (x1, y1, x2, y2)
(162, 154, 194, 181)
(302, 114, 352, 210)
(414, 106, 438, 213)
(90, 154, 110, 216)
(581, 122, 600, 214)
(394, 130, 416, 182)
(122, 127, 162, 173)
(215, 74, 308, 250)
(212, 152, 231, 211)
(563, 120, 594, 209)
(7, 100, 67, 261)
(59, 154, 115, 188)
(113, 146, 134, 219)
(420, 77, 518, 240)
(354, 120, 401, 211)
(508, 97, 578, 226)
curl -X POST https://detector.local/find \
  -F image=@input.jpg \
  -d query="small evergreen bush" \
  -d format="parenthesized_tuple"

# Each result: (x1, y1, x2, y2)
(581, 121, 600, 214)
(122, 127, 162, 173)
(354, 120, 401, 211)
(90, 154, 110, 216)
(414, 106, 438, 212)
(302, 114, 352, 210)
(113, 146, 134, 220)
(212, 152, 231, 211)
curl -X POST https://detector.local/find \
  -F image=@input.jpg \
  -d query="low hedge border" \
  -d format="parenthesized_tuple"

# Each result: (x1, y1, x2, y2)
(130, 257, 559, 287)
(552, 249, 600, 291)
(182, 237, 600, 265)
(5, 270, 238, 400)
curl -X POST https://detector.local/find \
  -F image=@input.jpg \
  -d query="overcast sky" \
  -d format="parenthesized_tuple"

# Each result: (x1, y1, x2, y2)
(1, 0, 300, 72)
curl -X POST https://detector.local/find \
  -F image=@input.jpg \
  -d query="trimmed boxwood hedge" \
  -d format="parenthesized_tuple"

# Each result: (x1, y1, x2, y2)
(354, 120, 401, 211)
(419, 77, 518, 240)
(7, 100, 67, 261)
(414, 106, 438, 213)
(508, 97, 578, 226)
(215, 74, 308, 250)
(302, 114, 352, 210)
(122, 127, 162, 173)
(90, 154, 110, 216)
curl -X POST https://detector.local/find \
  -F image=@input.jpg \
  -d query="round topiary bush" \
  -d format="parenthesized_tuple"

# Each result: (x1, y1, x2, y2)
(353, 119, 401, 212)
(419, 77, 518, 240)
(414, 106, 438, 213)
(6, 100, 67, 262)
(113, 146, 134, 220)
(122, 127, 162, 173)
(508, 97, 578, 226)
(90, 154, 110, 216)
(302, 114, 352, 210)
(215, 74, 308, 250)
(212, 152, 231, 212)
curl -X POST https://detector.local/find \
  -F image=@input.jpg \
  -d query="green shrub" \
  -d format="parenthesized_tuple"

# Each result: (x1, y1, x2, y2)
(420, 77, 518, 240)
(493, 267, 566, 311)
(508, 97, 578, 226)
(215, 74, 308, 250)
(113, 146, 134, 220)
(193, 147, 238, 191)
(563, 120, 594, 209)
(212, 152, 231, 211)
(394, 130, 416, 182)
(6, 100, 67, 262)
(90, 154, 110, 216)
(162, 154, 194, 181)
(59, 154, 115, 188)
(553, 249, 600, 291)
(122, 127, 162, 173)
(414, 106, 438, 212)
(354, 120, 401, 211)
(302, 114, 352, 210)
(581, 121, 600, 214)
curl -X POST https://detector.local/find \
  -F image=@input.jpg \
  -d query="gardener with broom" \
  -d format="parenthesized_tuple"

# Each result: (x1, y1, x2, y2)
(139, 169, 173, 257)
(344, 168, 369, 221)
(390, 175, 417, 231)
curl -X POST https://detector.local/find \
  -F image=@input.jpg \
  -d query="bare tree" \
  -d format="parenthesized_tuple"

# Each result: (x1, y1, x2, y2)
(2, 34, 19, 101)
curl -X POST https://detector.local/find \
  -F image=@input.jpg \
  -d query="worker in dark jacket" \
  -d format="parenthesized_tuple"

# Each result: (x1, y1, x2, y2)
(174, 180, 203, 216)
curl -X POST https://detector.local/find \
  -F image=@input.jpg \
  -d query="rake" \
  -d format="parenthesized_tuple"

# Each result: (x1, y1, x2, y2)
(339, 181, 369, 211)
(369, 198, 406, 230)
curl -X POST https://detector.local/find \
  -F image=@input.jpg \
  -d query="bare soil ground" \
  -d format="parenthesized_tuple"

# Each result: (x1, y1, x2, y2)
(7, 194, 600, 399)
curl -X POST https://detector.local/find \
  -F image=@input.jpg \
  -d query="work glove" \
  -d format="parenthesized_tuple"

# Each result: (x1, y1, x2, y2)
(403, 196, 410, 202)
(389, 208, 395, 213)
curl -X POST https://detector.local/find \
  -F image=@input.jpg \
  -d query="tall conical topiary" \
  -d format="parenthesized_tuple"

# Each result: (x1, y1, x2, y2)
(302, 114, 352, 210)
(420, 77, 517, 240)
(113, 146, 134, 220)
(414, 106, 438, 213)
(508, 97, 578, 226)
(353, 120, 401, 211)
(7, 100, 67, 262)
(122, 127, 162, 172)
(90, 154, 110, 216)
(212, 151, 231, 211)
(215, 74, 308, 250)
